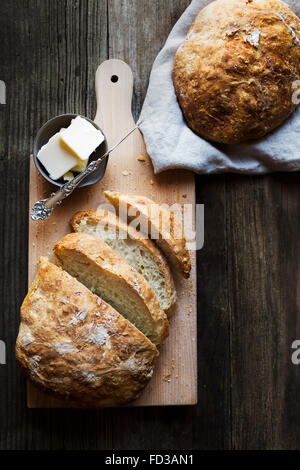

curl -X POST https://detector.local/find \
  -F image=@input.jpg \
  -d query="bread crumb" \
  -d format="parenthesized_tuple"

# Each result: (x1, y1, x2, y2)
(150, 180, 154, 185)
(137, 155, 146, 162)
(163, 373, 171, 382)
(122, 170, 129, 176)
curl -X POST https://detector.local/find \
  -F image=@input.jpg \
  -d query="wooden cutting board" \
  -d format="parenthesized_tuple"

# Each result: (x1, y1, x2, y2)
(27, 59, 197, 407)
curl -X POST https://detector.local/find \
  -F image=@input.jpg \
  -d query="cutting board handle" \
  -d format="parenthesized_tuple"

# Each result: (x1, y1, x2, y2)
(94, 59, 136, 144)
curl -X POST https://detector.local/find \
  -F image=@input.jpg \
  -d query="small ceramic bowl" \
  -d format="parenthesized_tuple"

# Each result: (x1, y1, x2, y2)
(33, 114, 108, 188)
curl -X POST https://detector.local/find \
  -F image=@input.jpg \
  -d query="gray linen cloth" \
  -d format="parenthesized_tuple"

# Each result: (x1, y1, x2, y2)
(138, 0, 300, 174)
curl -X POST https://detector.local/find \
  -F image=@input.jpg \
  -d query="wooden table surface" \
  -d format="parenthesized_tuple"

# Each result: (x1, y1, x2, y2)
(0, 0, 300, 450)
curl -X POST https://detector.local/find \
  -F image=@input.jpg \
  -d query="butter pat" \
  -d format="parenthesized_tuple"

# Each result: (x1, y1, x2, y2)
(72, 159, 88, 172)
(37, 132, 78, 180)
(63, 171, 74, 181)
(60, 116, 104, 161)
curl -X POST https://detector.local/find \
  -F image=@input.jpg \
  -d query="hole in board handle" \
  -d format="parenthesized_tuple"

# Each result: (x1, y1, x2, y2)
(111, 75, 119, 83)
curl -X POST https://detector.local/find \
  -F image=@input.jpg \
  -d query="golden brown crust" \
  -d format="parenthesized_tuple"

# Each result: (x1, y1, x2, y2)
(53, 233, 169, 344)
(16, 257, 158, 407)
(71, 209, 176, 313)
(104, 191, 191, 278)
(173, 0, 300, 144)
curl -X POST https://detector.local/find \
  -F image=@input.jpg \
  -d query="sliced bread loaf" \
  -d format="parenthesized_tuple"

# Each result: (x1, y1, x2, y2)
(104, 191, 191, 278)
(71, 209, 176, 314)
(53, 233, 169, 345)
(16, 257, 158, 407)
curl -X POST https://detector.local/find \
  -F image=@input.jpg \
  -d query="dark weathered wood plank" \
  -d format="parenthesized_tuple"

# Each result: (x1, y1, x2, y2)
(0, 0, 111, 450)
(108, 0, 191, 121)
(195, 174, 232, 450)
(107, 0, 206, 450)
(105, 0, 231, 450)
(1, 0, 300, 451)
(227, 174, 300, 450)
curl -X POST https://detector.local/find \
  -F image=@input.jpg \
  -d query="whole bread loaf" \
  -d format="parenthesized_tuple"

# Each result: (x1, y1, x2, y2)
(173, 0, 300, 144)
(16, 258, 158, 407)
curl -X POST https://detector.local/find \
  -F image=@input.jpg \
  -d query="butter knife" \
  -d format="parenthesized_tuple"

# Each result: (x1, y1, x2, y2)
(31, 126, 139, 221)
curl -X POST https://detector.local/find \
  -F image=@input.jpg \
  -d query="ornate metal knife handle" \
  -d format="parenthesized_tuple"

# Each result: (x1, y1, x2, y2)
(31, 125, 139, 221)
(31, 159, 103, 221)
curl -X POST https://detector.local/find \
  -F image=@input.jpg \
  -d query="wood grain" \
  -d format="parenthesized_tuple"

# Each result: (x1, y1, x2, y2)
(1, 0, 300, 450)
(27, 59, 197, 408)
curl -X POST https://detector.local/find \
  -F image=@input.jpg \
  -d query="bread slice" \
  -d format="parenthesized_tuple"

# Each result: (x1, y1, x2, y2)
(53, 233, 169, 345)
(16, 257, 158, 407)
(104, 191, 191, 278)
(71, 209, 176, 314)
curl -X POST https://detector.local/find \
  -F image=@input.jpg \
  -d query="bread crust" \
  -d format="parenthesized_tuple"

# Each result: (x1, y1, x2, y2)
(104, 191, 191, 278)
(173, 0, 300, 144)
(16, 257, 158, 407)
(53, 233, 169, 345)
(71, 209, 176, 313)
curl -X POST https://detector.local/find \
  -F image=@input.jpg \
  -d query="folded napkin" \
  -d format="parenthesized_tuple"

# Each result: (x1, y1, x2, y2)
(138, 0, 300, 174)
